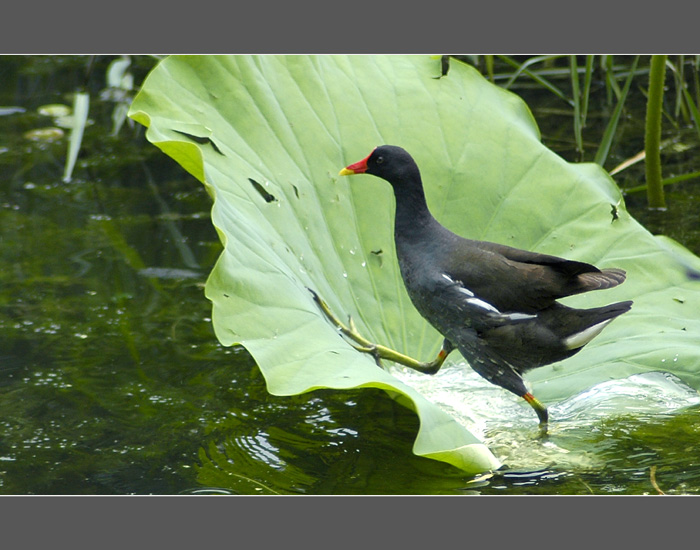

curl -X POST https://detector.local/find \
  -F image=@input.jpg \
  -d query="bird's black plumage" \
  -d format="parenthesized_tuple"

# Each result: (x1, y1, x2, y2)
(340, 145, 632, 429)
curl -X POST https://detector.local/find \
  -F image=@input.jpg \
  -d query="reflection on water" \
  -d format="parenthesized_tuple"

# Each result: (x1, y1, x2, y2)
(189, 364, 700, 495)
(193, 389, 486, 495)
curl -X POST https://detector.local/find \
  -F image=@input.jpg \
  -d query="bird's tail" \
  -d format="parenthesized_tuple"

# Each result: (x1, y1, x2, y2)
(560, 300, 633, 350)
(577, 268, 627, 291)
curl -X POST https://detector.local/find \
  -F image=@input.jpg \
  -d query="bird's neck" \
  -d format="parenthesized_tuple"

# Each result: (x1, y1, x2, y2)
(391, 178, 438, 241)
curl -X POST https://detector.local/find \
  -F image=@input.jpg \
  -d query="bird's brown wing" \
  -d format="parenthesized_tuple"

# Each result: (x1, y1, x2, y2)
(442, 238, 626, 313)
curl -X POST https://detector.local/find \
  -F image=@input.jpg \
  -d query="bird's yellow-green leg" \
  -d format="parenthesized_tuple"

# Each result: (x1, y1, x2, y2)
(523, 392, 549, 436)
(308, 288, 454, 374)
(419, 338, 455, 374)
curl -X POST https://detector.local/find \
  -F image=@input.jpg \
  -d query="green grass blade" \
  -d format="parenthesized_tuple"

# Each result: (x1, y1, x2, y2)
(569, 56, 583, 158)
(623, 170, 700, 194)
(602, 55, 623, 105)
(484, 54, 494, 82)
(498, 55, 573, 106)
(594, 56, 640, 167)
(581, 55, 594, 127)
(681, 76, 700, 140)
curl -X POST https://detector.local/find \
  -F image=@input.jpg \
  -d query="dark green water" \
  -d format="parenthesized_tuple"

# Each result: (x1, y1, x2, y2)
(1, 56, 699, 495)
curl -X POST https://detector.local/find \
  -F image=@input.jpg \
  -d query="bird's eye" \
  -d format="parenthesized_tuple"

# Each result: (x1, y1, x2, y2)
(376, 156, 384, 164)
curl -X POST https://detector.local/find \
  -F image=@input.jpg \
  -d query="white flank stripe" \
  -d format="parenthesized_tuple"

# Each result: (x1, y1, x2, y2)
(443, 272, 526, 318)
(503, 312, 537, 321)
(466, 297, 500, 313)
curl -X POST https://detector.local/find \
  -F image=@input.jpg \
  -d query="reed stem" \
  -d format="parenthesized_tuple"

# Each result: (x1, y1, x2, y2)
(645, 55, 668, 209)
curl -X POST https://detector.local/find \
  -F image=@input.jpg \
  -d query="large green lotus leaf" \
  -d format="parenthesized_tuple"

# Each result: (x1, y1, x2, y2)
(129, 55, 700, 474)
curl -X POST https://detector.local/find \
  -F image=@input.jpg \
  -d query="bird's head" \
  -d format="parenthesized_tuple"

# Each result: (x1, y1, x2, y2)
(339, 145, 419, 185)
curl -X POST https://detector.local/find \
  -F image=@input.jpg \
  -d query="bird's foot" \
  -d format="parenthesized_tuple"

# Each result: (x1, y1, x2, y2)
(308, 288, 452, 374)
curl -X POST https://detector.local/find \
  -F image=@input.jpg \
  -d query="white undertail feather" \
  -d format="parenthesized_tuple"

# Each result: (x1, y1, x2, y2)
(563, 319, 613, 350)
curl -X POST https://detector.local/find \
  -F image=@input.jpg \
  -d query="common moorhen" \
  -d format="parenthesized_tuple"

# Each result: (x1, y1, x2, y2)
(334, 145, 633, 433)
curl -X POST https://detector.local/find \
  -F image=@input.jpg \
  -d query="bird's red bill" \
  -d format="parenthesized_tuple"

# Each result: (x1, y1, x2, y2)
(339, 149, 375, 175)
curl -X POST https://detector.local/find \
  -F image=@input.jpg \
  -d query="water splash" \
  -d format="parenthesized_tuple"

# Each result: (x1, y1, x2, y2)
(391, 363, 700, 471)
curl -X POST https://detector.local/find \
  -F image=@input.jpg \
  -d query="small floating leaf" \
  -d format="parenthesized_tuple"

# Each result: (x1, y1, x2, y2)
(37, 103, 71, 117)
(24, 127, 65, 142)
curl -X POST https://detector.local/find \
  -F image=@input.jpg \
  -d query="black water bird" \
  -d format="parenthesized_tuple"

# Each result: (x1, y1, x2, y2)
(336, 145, 632, 432)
